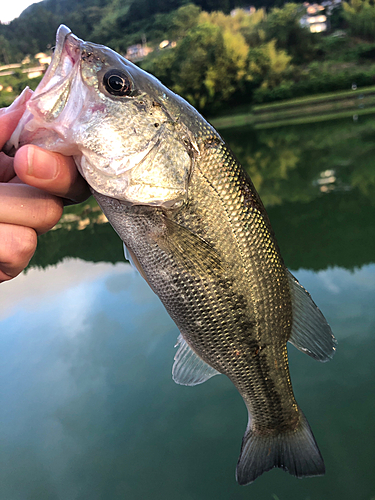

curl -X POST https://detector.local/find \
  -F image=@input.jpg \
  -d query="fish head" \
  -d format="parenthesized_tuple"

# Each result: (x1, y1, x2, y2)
(10, 25, 210, 207)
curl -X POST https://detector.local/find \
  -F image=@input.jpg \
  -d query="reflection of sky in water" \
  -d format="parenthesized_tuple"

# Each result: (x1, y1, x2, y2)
(0, 260, 374, 500)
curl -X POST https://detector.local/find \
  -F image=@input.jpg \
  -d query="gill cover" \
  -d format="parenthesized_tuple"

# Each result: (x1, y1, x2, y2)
(9, 25, 197, 207)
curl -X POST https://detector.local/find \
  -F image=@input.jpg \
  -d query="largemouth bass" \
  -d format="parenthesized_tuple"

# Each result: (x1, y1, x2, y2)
(8, 25, 336, 485)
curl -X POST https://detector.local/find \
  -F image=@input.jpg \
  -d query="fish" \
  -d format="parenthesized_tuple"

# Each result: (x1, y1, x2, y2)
(8, 25, 337, 485)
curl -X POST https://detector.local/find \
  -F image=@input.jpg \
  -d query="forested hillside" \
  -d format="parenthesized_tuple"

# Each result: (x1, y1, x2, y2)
(1, 0, 375, 112)
(0, 0, 253, 61)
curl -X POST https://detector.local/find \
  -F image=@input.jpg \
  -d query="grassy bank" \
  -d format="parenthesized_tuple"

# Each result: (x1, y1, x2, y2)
(210, 85, 375, 130)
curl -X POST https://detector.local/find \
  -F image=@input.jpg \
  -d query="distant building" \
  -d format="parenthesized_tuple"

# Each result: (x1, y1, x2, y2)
(34, 52, 52, 65)
(27, 70, 44, 79)
(125, 44, 153, 62)
(301, 0, 342, 32)
(230, 6, 256, 16)
(159, 40, 177, 50)
(301, 3, 327, 32)
(305, 2, 325, 14)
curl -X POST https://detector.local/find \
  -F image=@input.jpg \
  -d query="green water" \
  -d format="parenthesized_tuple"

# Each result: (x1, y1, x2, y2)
(1, 114, 374, 500)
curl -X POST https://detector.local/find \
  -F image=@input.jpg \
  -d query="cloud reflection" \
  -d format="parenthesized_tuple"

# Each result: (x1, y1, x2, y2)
(0, 261, 374, 499)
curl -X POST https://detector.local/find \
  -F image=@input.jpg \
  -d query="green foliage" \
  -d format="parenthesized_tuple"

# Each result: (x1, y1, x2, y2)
(263, 3, 317, 63)
(141, 48, 177, 88)
(169, 4, 202, 39)
(6, 4, 60, 55)
(0, 73, 43, 107)
(172, 22, 229, 109)
(0, 35, 15, 65)
(143, 16, 249, 111)
(253, 64, 375, 103)
(143, 7, 297, 111)
(2, 0, 375, 110)
(248, 39, 293, 89)
(343, 0, 375, 40)
(29, 219, 125, 269)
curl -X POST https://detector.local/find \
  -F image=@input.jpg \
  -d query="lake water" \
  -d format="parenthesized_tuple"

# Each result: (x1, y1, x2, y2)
(1, 115, 374, 500)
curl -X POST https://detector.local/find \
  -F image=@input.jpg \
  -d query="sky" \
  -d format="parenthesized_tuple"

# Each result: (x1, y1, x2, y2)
(1, 0, 39, 24)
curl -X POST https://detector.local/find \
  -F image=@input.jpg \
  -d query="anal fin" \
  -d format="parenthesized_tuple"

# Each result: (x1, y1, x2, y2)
(172, 334, 221, 386)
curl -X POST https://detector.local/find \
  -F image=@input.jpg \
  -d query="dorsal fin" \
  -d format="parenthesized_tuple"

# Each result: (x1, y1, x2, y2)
(288, 271, 337, 362)
(172, 334, 221, 386)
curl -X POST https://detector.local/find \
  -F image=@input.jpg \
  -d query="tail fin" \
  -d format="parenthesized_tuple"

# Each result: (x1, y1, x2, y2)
(236, 410, 325, 485)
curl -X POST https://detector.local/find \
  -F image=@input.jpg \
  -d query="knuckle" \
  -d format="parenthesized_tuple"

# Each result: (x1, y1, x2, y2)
(32, 195, 63, 234)
(0, 225, 37, 280)
(12, 226, 37, 263)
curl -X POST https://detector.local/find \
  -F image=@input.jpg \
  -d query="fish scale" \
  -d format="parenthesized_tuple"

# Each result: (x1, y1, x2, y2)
(9, 24, 336, 485)
(184, 141, 295, 418)
(95, 137, 298, 437)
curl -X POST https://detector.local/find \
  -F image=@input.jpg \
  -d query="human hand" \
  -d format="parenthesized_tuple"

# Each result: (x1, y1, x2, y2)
(0, 88, 90, 282)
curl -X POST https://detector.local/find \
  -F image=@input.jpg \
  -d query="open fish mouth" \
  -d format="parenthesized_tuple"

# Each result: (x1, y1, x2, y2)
(6, 26, 88, 154)
(28, 26, 83, 122)
(40, 25, 81, 95)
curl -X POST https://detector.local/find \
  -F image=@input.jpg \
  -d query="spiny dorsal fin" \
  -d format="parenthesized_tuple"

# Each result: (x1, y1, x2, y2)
(288, 271, 337, 362)
(172, 334, 221, 386)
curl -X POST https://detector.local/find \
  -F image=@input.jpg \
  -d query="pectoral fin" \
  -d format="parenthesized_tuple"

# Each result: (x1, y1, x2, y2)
(123, 243, 150, 284)
(288, 271, 337, 361)
(154, 216, 224, 276)
(173, 334, 221, 386)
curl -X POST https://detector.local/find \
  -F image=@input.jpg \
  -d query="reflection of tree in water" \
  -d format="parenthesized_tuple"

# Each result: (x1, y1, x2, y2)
(227, 130, 301, 206)
(269, 190, 375, 271)
(28, 222, 124, 271)
(223, 116, 375, 271)
(28, 116, 375, 273)
(224, 115, 375, 206)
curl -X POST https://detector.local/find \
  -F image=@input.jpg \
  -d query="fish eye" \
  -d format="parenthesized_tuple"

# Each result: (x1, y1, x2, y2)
(103, 69, 132, 96)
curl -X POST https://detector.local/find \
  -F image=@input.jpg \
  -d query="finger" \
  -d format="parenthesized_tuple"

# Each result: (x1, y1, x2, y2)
(0, 152, 15, 182)
(0, 223, 37, 282)
(14, 145, 91, 203)
(0, 88, 33, 149)
(0, 183, 63, 235)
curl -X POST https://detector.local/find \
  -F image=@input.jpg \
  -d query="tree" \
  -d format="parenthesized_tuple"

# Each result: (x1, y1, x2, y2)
(343, 0, 375, 41)
(263, 3, 317, 63)
(164, 20, 251, 110)
(169, 3, 202, 40)
(248, 39, 292, 90)
(0, 35, 13, 64)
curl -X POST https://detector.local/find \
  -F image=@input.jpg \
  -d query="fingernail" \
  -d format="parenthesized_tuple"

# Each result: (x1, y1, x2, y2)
(27, 146, 58, 179)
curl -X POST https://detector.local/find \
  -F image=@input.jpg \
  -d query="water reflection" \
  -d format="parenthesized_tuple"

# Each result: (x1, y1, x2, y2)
(28, 114, 375, 273)
(223, 114, 375, 207)
(1, 261, 374, 500)
(1, 115, 375, 499)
